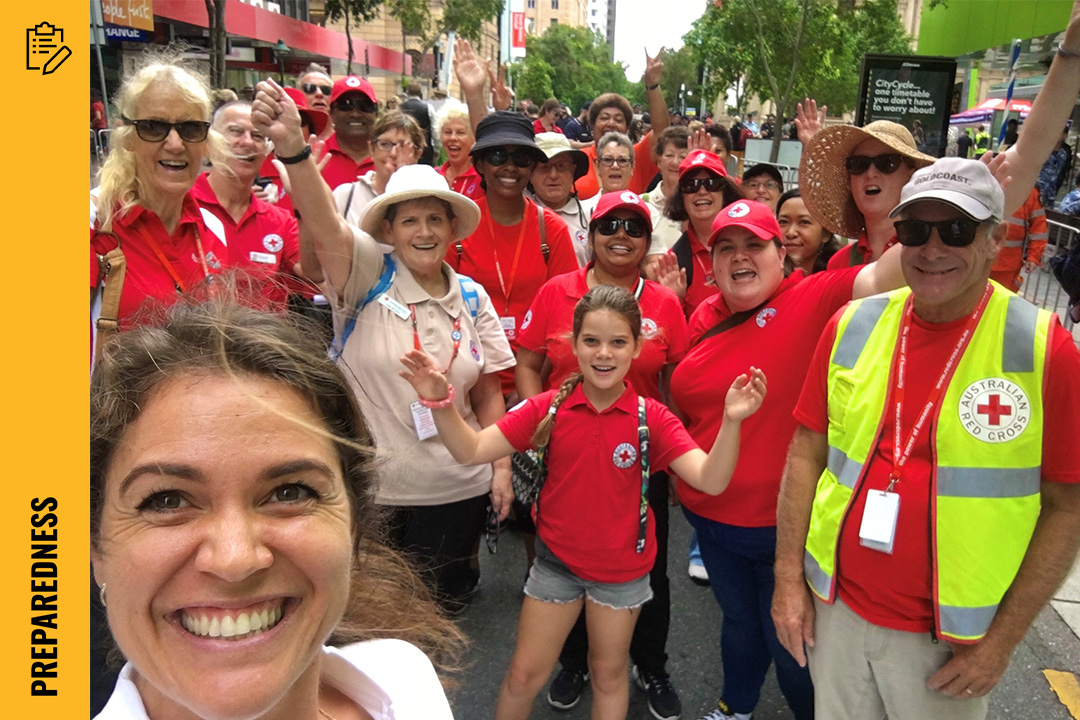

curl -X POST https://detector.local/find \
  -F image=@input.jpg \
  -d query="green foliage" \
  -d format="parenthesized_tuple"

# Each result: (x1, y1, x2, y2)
(322, 0, 383, 25)
(511, 25, 633, 110)
(657, 46, 705, 114)
(387, 0, 431, 37)
(440, 0, 503, 44)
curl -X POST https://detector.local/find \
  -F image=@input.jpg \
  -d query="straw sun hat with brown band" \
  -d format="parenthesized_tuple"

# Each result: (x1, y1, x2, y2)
(799, 120, 937, 238)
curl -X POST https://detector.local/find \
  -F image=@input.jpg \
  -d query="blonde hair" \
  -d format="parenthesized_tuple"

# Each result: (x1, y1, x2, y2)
(95, 50, 224, 232)
(434, 99, 471, 139)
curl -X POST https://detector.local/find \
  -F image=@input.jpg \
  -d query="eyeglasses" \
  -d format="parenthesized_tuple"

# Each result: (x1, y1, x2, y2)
(595, 216, 647, 238)
(746, 180, 780, 192)
(598, 156, 632, 168)
(481, 148, 536, 168)
(122, 117, 210, 143)
(223, 124, 267, 146)
(332, 95, 376, 113)
(679, 175, 725, 194)
(484, 507, 500, 555)
(374, 138, 415, 153)
(845, 153, 906, 176)
(894, 218, 982, 247)
(302, 83, 332, 96)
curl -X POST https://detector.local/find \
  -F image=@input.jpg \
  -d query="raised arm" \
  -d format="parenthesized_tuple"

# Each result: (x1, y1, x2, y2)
(852, 240, 905, 299)
(794, 98, 827, 146)
(453, 38, 490, 133)
(644, 47, 669, 154)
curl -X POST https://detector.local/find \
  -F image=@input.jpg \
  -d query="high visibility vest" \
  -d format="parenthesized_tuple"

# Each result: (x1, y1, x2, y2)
(803, 283, 1050, 642)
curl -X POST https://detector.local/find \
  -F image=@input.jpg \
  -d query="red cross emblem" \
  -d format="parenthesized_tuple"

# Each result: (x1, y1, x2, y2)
(976, 394, 1013, 426)
(618, 448, 633, 463)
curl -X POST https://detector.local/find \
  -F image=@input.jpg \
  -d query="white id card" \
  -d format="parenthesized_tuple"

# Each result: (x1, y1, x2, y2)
(858, 490, 899, 554)
(500, 316, 516, 340)
(378, 293, 411, 319)
(248, 251, 277, 265)
(410, 401, 438, 440)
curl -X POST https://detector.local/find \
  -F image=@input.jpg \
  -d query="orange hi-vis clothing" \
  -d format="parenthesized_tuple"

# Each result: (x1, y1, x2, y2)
(991, 187, 1048, 291)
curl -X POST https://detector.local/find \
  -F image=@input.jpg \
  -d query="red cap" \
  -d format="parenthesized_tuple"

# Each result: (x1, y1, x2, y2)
(283, 87, 329, 136)
(678, 149, 728, 180)
(708, 200, 781, 247)
(330, 76, 377, 106)
(591, 190, 653, 234)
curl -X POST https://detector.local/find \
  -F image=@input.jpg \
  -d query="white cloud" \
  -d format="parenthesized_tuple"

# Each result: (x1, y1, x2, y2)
(614, 0, 708, 81)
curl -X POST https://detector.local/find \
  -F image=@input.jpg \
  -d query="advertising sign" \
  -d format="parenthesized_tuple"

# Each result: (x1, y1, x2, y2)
(856, 54, 957, 158)
(102, 0, 154, 32)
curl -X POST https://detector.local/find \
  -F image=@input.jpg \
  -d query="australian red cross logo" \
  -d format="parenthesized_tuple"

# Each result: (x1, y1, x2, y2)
(728, 202, 750, 218)
(612, 442, 637, 468)
(958, 378, 1030, 443)
(641, 317, 658, 339)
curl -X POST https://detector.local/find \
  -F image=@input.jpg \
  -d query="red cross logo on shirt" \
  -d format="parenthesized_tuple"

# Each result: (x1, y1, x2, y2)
(618, 448, 634, 463)
(612, 442, 637, 468)
(975, 394, 1013, 426)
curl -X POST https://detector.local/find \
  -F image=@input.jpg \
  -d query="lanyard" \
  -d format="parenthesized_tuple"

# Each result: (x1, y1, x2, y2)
(134, 223, 210, 294)
(487, 204, 530, 314)
(410, 305, 462, 374)
(688, 227, 712, 285)
(888, 283, 992, 489)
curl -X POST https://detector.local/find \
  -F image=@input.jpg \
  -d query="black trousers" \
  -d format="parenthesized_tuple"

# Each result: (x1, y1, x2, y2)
(557, 470, 671, 676)
(384, 493, 489, 609)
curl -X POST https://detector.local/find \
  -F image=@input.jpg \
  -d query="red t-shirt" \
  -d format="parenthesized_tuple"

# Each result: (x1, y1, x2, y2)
(671, 267, 861, 526)
(674, 227, 719, 319)
(497, 384, 698, 582)
(574, 134, 659, 200)
(533, 118, 564, 135)
(794, 307, 1080, 633)
(91, 101, 106, 130)
(438, 162, 485, 203)
(517, 267, 688, 401)
(191, 175, 303, 308)
(91, 194, 228, 325)
(827, 231, 898, 271)
(319, 134, 376, 191)
(446, 197, 578, 395)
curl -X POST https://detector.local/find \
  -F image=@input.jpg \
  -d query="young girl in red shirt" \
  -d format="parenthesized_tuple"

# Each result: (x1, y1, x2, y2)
(400, 285, 766, 720)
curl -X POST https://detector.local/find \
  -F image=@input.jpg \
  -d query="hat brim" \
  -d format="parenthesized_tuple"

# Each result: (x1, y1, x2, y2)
(540, 148, 590, 180)
(708, 220, 776, 248)
(889, 191, 995, 222)
(359, 187, 481, 243)
(592, 200, 654, 235)
(800, 125, 937, 238)
(299, 108, 328, 137)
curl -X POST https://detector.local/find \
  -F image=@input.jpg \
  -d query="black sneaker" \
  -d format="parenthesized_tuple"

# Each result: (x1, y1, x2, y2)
(632, 664, 682, 720)
(547, 668, 589, 710)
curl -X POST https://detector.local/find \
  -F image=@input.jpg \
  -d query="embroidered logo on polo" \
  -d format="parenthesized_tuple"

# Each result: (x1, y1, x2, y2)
(755, 307, 777, 327)
(575, 229, 588, 247)
(620, 191, 639, 204)
(641, 317, 658, 339)
(521, 310, 533, 331)
(470, 340, 480, 361)
(612, 442, 637, 468)
(262, 233, 284, 253)
(727, 202, 751, 218)
(204, 251, 223, 270)
(958, 378, 1031, 443)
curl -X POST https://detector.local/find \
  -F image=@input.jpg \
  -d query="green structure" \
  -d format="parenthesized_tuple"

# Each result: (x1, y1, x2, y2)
(916, 0, 1072, 57)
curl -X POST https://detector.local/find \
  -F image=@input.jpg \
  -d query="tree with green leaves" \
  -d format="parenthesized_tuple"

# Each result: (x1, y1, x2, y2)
(322, 0, 383, 75)
(657, 46, 705, 116)
(511, 25, 633, 112)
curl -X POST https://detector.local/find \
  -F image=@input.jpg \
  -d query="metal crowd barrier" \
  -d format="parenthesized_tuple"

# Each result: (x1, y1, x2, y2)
(742, 159, 799, 189)
(1018, 213, 1080, 339)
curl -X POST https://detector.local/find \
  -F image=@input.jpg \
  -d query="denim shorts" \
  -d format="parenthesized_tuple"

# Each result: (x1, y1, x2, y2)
(524, 537, 653, 609)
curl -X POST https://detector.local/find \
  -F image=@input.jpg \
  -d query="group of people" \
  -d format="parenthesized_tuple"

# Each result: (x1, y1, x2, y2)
(89, 5, 1080, 720)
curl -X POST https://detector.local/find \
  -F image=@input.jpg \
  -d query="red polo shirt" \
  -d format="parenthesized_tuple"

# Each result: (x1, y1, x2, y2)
(675, 226, 719, 319)
(91, 193, 228, 325)
(320, 133, 376, 190)
(795, 308, 1080, 632)
(533, 118, 564, 135)
(827, 231, 898, 270)
(517, 267, 688, 401)
(497, 383, 698, 582)
(191, 174, 303, 308)
(671, 267, 861, 527)
(446, 197, 578, 395)
(574, 133, 658, 200)
(438, 162, 485, 203)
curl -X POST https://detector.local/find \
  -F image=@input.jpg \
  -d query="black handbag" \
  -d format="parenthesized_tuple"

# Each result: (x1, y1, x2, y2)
(510, 445, 548, 506)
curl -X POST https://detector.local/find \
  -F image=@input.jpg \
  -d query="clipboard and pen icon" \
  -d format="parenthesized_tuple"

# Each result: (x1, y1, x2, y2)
(27, 22, 71, 75)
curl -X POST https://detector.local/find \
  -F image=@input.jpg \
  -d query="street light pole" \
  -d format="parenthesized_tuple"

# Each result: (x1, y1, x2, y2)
(273, 39, 290, 85)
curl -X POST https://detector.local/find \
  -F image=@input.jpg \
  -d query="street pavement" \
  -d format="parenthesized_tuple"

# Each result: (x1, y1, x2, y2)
(448, 510, 1080, 719)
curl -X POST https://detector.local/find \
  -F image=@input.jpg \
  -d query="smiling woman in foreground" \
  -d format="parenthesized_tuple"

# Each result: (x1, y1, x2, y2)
(90, 296, 464, 720)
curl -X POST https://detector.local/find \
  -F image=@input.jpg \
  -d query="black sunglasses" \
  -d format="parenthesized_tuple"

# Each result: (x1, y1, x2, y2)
(894, 218, 981, 247)
(302, 83, 333, 96)
(481, 147, 536, 168)
(484, 507, 500, 555)
(332, 95, 376, 113)
(845, 153, 906, 176)
(122, 116, 210, 143)
(595, 217, 647, 238)
(679, 175, 725, 194)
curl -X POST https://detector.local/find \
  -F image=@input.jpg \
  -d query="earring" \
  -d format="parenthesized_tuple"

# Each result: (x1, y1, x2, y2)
(99, 583, 107, 608)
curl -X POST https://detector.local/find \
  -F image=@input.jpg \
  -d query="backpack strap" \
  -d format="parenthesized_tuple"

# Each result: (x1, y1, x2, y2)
(93, 234, 127, 366)
(536, 201, 549, 263)
(671, 231, 694, 289)
(330, 254, 396, 362)
(457, 274, 480, 319)
(636, 396, 650, 554)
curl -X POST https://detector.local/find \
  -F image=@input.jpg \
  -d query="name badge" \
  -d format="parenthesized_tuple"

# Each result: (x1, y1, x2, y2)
(858, 490, 899, 554)
(377, 293, 411, 320)
(410, 401, 438, 440)
(500, 316, 516, 340)
(249, 251, 277, 265)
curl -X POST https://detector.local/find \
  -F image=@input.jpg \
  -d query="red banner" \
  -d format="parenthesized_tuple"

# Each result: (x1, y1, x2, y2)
(512, 12, 526, 48)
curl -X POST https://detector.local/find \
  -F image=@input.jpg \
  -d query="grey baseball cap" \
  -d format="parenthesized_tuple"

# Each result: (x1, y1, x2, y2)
(890, 157, 1005, 222)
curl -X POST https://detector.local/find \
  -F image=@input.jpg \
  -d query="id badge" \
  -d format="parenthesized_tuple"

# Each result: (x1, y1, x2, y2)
(378, 293, 411, 319)
(858, 490, 899, 554)
(410, 401, 438, 440)
(248, 251, 277, 265)
(500, 316, 516, 340)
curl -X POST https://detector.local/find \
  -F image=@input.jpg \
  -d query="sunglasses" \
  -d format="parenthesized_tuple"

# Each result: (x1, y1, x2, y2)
(481, 147, 536, 168)
(302, 83, 333, 96)
(894, 218, 981, 247)
(845, 153, 907, 175)
(122, 117, 210, 143)
(679, 175, 725, 194)
(595, 217, 647, 238)
(332, 95, 376, 113)
(374, 138, 415, 153)
(484, 507, 500, 555)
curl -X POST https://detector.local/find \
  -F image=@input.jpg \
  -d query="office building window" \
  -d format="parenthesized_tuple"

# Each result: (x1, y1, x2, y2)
(528, 0, 535, 7)
(552, 0, 559, 9)
(551, 18, 558, 25)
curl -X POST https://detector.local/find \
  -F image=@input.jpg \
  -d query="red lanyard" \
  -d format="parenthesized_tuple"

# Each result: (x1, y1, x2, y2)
(410, 305, 462, 374)
(486, 203, 530, 314)
(688, 227, 712, 284)
(134, 223, 210, 293)
(889, 283, 992, 487)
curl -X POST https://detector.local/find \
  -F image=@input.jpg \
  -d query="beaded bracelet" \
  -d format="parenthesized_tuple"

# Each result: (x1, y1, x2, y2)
(417, 384, 455, 409)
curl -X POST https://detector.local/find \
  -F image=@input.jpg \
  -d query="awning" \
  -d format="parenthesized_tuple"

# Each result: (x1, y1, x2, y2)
(950, 97, 1031, 125)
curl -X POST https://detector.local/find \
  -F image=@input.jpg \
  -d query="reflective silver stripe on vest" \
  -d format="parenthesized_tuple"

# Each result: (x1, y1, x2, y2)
(939, 603, 998, 639)
(936, 466, 1041, 498)
(803, 550, 831, 598)
(833, 296, 890, 369)
(828, 445, 863, 490)
(1002, 296, 1039, 373)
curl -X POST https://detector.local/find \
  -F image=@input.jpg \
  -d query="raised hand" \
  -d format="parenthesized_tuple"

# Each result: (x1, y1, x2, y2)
(453, 38, 487, 95)
(724, 366, 767, 422)
(487, 61, 515, 111)
(252, 78, 306, 157)
(688, 127, 712, 153)
(643, 46, 665, 87)
(982, 149, 1013, 194)
(399, 349, 451, 402)
(794, 98, 826, 145)
(654, 252, 687, 299)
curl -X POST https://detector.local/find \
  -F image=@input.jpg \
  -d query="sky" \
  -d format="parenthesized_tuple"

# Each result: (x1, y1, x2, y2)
(614, 0, 708, 81)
